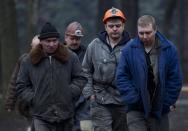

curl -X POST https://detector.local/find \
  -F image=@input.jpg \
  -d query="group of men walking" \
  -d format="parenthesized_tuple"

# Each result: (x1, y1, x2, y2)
(5, 7, 182, 131)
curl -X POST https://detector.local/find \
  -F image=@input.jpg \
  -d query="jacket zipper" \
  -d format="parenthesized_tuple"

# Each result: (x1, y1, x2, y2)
(49, 56, 53, 91)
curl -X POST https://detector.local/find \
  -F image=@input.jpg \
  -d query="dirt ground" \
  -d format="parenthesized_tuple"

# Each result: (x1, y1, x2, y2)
(0, 113, 29, 131)
(0, 90, 187, 131)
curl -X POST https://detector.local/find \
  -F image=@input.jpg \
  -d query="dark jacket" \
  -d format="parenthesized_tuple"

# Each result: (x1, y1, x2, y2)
(82, 31, 130, 105)
(16, 44, 86, 122)
(70, 44, 91, 131)
(71, 45, 91, 120)
(73, 45, 86, 62)
(116, 31, 182, 118)
(5, 53, 28, 110)
(5, 53, 32, 118)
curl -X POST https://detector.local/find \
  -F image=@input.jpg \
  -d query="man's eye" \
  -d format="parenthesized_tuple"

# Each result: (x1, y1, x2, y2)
(108, 25, 113, 28)
(139, 32, 144, 35)
(46, 40, 51, 42)
(116, 25, 121, 28)
(146, 32, 151, 35)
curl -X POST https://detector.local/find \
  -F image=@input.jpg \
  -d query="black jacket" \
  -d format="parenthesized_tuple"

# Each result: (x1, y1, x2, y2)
(16, 44, 86, 122)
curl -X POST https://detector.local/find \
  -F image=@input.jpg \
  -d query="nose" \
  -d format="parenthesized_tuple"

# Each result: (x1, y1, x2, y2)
(143, 33, 147, 39)
(48, 41, 56, 47)
(113, 26, 117, 31)
(73, 39, 77, 43)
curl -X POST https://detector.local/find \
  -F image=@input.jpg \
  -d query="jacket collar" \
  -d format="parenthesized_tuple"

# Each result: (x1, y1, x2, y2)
(29, 43, 70, 65)
(97, 31, 130, 46)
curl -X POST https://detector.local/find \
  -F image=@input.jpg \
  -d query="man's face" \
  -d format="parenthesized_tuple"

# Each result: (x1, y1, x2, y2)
(40, 37, 59, 54)
(138, 23, 156, 46)
(65, 35, 81, 50)
(105, 19, 124, 41)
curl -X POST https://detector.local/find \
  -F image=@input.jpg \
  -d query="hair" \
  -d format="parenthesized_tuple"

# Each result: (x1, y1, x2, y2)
(137, 15, 157, 30)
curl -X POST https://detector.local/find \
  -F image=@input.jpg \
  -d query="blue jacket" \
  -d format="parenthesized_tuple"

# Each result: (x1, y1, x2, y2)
(116, 31, 182, 118)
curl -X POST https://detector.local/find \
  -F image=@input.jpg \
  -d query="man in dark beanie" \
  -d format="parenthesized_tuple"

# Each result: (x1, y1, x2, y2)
(16, 22, 86, 131)
(38, 22, 60, 40)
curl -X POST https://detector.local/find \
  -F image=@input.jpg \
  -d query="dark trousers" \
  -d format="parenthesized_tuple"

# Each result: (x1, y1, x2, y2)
(33, 118, 73, 131)
(90, 101, 128, 131)
(127, 111, 169, 131)
(107, 105, 128, 131)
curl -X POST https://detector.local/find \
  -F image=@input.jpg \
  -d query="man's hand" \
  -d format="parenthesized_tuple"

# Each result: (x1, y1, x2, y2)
(90, 95, 95, 100)
(170, 105, 176, 111)
(7, 109, 12, 112)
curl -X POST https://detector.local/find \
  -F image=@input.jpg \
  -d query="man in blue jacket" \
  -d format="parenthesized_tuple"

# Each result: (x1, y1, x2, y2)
(116, 15, 182, 131)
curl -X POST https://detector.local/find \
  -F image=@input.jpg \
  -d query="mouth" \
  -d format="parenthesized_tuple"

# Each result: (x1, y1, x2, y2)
(71, 44, 78, 48)
(112, 34, 119, 37)
(112, 33, 118, 35)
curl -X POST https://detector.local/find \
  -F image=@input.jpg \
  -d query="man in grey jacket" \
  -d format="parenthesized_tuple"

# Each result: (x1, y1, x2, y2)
(16, 22, 86, 131)
(82, 7, 130, 131)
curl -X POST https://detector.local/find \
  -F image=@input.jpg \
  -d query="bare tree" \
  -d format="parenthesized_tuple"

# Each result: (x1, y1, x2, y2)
(176, 0, 188, 83)
(96, 0, 115, 33)
(0, 0, 19, 94)
(121, 0, 138, 37)
(26, 0, 39, 43)
(163, 0, 177, 37)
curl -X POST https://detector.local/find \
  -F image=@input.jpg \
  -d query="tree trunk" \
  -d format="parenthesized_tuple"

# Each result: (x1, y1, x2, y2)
(0, 0, 19, 95)
(163, 0, 177, 37)
(121, 0, 138, 37)
(96, 0, 115, 33)
(0, 0, 5, 94)
(176, 0, 188, 83)
(26, 0, 38, 43)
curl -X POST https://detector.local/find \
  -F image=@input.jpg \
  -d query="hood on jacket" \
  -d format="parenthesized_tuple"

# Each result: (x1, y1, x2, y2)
(97, 31, 131, 49)
(29, 43, 70, 65)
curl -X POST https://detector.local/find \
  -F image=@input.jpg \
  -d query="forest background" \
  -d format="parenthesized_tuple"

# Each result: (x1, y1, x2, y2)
(0, 0, 187, 130)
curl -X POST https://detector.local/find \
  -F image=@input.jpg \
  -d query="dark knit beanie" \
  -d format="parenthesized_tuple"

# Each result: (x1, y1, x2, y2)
(39, 22, 60, 40)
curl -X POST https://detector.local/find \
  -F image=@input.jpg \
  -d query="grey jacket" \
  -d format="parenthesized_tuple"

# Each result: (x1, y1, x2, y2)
(82, 31, 130, 105)
(16, 44, 86, 122)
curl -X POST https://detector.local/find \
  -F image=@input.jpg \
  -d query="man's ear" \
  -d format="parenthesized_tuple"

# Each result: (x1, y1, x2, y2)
(104, 24, 107, 31)
(154, 25, 157, 33)
(64, 35, 68, 43)
(122, 23, 125, 29)
(153, 26, 158, 33)
(154, 27, 157, 34)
